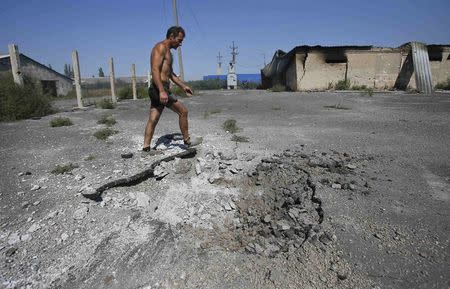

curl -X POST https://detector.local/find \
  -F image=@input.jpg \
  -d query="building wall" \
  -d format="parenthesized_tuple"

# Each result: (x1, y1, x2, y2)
(429, 52, 450, 85)
(347, 51, 402, 89)
(285, 55, 298, 91)
(297, 52, 346, 90)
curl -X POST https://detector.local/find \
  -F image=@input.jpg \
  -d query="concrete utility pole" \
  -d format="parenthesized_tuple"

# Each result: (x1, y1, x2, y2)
(147, 70, 151, 88)
(131, 63, 137, 100)
(217, 52, 223, 75)
(172, 0, 185, 80)
(71, 50, 84, 108)
(109, 57, 117, 103)
(227, 42, 238, 89)
(8, 44, 24, 86)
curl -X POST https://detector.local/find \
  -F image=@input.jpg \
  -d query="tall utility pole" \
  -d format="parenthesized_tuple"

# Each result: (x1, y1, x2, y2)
(230, 41, 238, 64)
(216, 52, 223, 75)
(172, 0, 184, 81)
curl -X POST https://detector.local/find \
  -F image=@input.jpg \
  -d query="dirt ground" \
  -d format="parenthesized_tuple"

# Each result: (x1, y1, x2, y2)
(0, 90, 449, 289)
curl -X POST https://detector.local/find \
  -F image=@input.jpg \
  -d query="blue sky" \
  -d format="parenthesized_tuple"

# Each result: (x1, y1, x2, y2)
(1, 0, 449, 80)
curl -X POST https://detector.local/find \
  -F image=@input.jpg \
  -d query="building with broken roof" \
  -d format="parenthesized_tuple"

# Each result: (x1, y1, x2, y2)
(0, 53, 73, 96)
(261, 42, 450, 93)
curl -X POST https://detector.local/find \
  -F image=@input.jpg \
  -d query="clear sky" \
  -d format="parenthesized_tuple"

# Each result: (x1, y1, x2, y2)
(1, 0, 449, 80)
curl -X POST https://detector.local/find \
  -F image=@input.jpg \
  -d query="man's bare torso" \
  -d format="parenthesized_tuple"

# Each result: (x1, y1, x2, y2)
(152, 41, 172, 84)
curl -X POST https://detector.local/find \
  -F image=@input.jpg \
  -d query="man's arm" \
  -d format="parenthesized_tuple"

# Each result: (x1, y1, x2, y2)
(170, 73, 193, 95)
(151, 44, 169, 103)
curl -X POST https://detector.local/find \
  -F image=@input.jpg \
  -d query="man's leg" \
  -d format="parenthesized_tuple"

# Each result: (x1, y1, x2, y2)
(143, 106, 163, 149)
(168, 101, 189, 142)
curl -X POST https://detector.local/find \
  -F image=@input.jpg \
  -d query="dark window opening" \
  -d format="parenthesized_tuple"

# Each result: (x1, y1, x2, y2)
(429, 53, 442, 61)
(324, 52, 347, 64)
(41, 80, 57, 97)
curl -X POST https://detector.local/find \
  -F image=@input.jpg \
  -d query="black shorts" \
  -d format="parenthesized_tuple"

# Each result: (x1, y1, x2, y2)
(148, 82, 178, 109)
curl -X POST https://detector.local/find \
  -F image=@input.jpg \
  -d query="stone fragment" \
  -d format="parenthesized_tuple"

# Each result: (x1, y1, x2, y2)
(331, 183, 342, 189)
(208, 173, 223, 184)
(61, 233, 69, 242)
(21, 201, 30, 209)
(121, 152, 134, 159)
(8, 233, 20, 245)
(195, 163, 202, 175)
(219, 151, 237, 161)
(75, 174, 85, 181)
(30, 185, 40, 191)
(73, 207, 89, 220)
(263, 215, 272, 223)
(346, 164, 356, 170)
(135, 192, 150, 207)
(5, 247, 17, 257)
(28, 223, 41, 233)
(20, 234, 31, 242)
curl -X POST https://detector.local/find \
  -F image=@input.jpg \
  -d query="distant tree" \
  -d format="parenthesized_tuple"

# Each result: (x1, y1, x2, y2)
(64, 64, 69, 76)
(98, 67, 105, 77)
(64, 64, 74, 78)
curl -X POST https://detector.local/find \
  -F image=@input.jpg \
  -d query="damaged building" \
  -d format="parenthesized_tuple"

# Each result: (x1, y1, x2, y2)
(0, 52, 73, 96)
(261, 42, 450, 93)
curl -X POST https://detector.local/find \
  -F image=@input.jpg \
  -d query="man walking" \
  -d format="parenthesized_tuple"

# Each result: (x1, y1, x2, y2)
(143, 26, 201, 155)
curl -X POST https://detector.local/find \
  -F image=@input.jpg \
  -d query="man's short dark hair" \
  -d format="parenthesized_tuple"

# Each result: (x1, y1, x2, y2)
(166, 26, 185, 39)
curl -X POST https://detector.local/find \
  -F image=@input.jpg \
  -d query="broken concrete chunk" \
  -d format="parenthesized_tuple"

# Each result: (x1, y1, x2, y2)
(30, 185, 40, 191)
(73, 207, 89, 220)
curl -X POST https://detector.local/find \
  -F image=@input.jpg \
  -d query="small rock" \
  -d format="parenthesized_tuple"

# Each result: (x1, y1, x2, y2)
(8, 233, 20, 245)
(331, 183, 342, 189)
(20, 234, 31, 242)
(5, 247, 17, 257)
(229, 168, 239, 174)
(28, 223, 41, 233)
(208, 173, 223, 184)
(17, 191, 25, 196)
(113, 170, 123, 174)
(349, 184, 356, 191)
(195, 163, 202, 175)
(21, 201, 30, 209)
(33, 201, 40, 206)
(345, 164, 356, 170)
(74, 174, 85, 181)
(373, 233, 382, 240)
(337, 272, 348, 280)
(121, 152, 134, 159)
(263, 215, 272, 223)
(46, 211, 59, 219)
(30, 185, 41, 191)
(135, 192, 150, 207)
(73, 207, 89, 220)
(219, 151, 237, 161)
(222, 202, 233, 211)
(61, 233, 69, 242)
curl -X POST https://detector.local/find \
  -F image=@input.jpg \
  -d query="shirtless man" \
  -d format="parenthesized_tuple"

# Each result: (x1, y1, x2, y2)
(143, 26, 201, 155)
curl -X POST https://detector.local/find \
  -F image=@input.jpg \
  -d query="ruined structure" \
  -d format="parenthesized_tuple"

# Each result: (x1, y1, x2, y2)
(0, 53, 73, 96)
(262, 42, 450, 93)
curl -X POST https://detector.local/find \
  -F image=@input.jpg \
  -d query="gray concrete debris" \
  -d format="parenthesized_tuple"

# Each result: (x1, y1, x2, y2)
(135, 192, 150, 207)
(195, 163, 202, 175)
(30, 185, 41, 191)
(74, 174, 85, 181)
(27, 223, 41, 233)
(332, 183, 342, 189)
(73, 207, 89, 220)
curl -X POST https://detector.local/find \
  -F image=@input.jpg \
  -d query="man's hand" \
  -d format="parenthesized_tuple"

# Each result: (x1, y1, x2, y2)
(183, 85, 194, 96)
(159, 91, 169, 104)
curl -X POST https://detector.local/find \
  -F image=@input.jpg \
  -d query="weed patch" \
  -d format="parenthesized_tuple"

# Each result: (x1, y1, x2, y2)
(97, 114, 116, 126)
(84, 155, 96, 161)
(51, 163, 79, 174)
(94, 128, 118, 140)
(270, 84, 286, 92)
(223, 119, 240, 133)
(95, 98, 116, 109)
(50, 117, 73, 127)
(335, 80, 350, 90)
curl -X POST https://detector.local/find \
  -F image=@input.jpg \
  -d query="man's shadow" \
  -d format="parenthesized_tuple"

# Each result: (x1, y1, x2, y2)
(153, 133, 186, 150)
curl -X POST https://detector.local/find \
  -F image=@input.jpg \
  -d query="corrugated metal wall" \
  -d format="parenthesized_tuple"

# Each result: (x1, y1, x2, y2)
(411, 42, 434, 94)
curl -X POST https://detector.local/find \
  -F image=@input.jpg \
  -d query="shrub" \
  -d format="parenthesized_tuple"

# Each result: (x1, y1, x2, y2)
(335, 80, 350, 90)
(186, 79, 227, 90)
(51, 163, 79, 174)
(351, 84, 368, 90)
(0, 73, 54, 121)
(223, 119, 239, 133)
(231, 135, 249, 142)
(435, 78, 450, 90)
(95, 98, 116, 109)
(171, 85, 188, 97)
(50, 117, 73, 127)
(94, 128, 118, 140)
(271, 84, 286, 92)
(365, 87, 374, 97)
(97, 114, 116, 126)
(118, 86, 133, 99)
